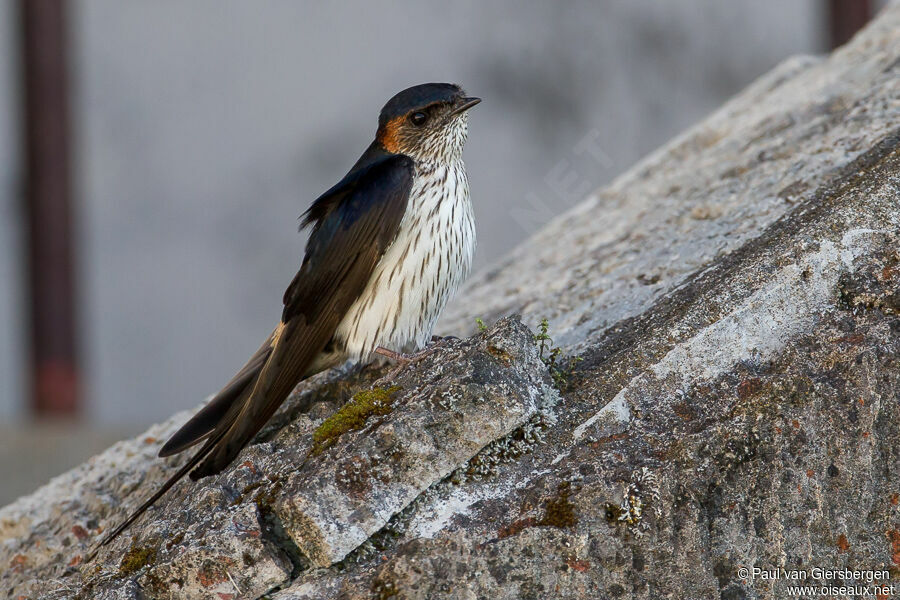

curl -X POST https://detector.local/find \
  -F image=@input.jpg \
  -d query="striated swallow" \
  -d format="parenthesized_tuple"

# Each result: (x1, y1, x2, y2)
(93, 82, 480, 553)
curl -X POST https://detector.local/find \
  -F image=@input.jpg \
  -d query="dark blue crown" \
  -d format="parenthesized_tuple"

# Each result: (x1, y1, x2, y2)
(378, 83, 463, 127)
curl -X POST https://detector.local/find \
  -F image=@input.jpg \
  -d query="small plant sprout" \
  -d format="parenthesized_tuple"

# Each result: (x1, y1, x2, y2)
(534, 318, 582, 391)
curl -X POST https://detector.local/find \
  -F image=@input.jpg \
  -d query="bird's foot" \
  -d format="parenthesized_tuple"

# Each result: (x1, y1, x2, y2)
(373, 342, 444, 385)
(373, 346, 416, 363)
(374, 334, 457, 364)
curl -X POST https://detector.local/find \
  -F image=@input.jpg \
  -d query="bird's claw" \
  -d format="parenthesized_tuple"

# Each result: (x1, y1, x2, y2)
(373, 343, 442, 386)
(374, 346, 412, 363)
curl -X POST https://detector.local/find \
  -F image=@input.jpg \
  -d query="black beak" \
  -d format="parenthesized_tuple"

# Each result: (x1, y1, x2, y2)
(448, 97, 481, 117)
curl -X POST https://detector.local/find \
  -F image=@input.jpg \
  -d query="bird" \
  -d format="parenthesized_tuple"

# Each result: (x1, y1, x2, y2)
(91, 82, 480, 554)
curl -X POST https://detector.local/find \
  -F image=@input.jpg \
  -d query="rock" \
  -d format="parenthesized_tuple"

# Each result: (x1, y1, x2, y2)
(0, 317, 553, 600)
(3, 5, 900, 599)
(274, 318, 551, 567)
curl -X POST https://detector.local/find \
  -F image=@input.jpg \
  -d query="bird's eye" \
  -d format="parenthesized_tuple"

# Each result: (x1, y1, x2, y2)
(410, 112, 428, 126)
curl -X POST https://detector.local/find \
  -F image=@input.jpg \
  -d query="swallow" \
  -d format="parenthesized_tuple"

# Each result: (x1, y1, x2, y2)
(92, 83, 480, 554)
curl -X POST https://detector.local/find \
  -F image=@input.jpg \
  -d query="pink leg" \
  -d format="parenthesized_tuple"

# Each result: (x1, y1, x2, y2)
(373, 339, 452, 384)
(374, 344, 438, 364)
(374, 346, 410, 362)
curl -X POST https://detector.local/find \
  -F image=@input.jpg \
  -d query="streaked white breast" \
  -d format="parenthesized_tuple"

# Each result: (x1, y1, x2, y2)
(335, 160, 475, 359)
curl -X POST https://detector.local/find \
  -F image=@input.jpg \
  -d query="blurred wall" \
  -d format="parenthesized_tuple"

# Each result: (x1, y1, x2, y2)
(0, 1, 823, 425)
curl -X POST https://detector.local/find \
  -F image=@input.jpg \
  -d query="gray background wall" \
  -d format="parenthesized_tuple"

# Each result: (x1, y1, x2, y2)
(0, 1, 826, 428)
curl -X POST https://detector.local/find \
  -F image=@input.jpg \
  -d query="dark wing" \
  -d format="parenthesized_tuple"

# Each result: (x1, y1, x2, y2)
(90, 154, 414, 556)
(190, 153, 414, 478)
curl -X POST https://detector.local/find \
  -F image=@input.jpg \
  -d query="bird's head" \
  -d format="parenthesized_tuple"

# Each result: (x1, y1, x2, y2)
(376, 83, 480, 164)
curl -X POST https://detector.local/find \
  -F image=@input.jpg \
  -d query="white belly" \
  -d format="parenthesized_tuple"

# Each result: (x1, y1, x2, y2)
(334, 161, 475, 360)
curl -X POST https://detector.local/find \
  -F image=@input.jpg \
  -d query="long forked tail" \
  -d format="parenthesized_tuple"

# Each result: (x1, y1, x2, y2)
(86, 331, 275, 560)
(85, 440, 218, 561)
(158, 333, 274, 457)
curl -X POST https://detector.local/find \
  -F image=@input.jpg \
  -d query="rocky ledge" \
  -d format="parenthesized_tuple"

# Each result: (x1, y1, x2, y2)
(3, 4, 900, 600)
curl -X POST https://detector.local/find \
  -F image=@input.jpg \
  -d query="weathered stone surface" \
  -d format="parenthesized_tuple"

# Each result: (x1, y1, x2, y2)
(439, 5, 900, 356)
(3, 5, 900, 600)
(274, 318, 550, 567)
(0, 317, 554, 599)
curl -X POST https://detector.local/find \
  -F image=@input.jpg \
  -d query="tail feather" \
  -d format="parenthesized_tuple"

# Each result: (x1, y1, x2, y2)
(158, 335, 273, 457)
(87, 331, 275, 559)
(86, 435, 221, 561)
(190, 317, 330, 479)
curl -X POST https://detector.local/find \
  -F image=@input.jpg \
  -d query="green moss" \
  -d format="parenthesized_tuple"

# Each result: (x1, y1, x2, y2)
(231, 479, 267, 505)
(142, 571, 168, 596)
(253, 479, 284, 515)
(539, 482, 577, 529)
(310, 385, 401, 455)
(372, 577, 400, 600)
(118, 544, 157, 575)
(486, 344, 513, 364)
(605, 503, 627, 523)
